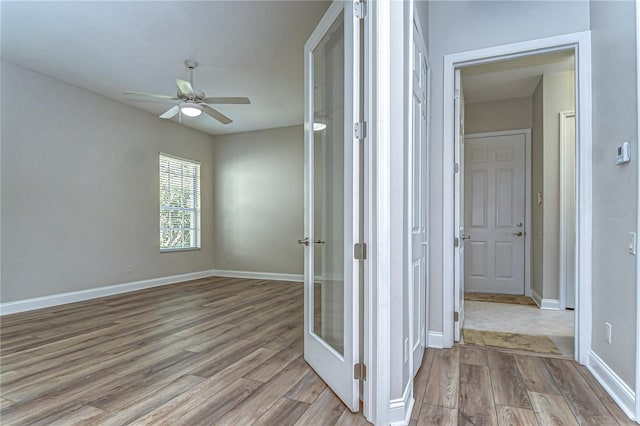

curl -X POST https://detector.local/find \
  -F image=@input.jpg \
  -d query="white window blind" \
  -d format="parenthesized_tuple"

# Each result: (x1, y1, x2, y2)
(159, 153, 201, 251)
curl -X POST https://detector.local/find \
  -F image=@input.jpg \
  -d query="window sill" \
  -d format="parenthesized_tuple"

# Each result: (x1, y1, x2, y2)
(160, 247, 201, 253)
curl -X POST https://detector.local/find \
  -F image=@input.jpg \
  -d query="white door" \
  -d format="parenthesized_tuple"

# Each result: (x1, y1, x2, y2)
(453, 69, 465, 342)
(464, 133, 526, 294)
(411, 21, 428, 375)
(302, 0, 361, 411)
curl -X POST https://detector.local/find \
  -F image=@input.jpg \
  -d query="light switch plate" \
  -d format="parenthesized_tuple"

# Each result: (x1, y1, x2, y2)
(629, 232, 637, 255)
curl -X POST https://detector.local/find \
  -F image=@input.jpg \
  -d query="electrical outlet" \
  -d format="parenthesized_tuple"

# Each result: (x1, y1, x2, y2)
(127, 265, 133, 275)
(605, 322, 612, 344)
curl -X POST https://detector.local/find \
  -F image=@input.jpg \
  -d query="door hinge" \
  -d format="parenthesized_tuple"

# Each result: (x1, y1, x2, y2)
(454, 163, 459, 173)
(354, 362, 367, 381)
(354, 121, 367, 140)
(354, 1, 367, 19)
(454, 237, 459, 247)
(454, 311, 459, 322)
(354, 243, 367, 260)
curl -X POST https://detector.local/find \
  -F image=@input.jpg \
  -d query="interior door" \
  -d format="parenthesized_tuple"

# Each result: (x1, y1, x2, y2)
(411, 21, 428, 375)
(302, 0, 361, 411)
(453, 69, 465, 342)
(464, 133, 526, 295)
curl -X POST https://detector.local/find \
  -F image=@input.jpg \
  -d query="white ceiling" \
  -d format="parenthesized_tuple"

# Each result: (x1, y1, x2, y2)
(1, 1, 330, 135)
(462, 50, 575, 103)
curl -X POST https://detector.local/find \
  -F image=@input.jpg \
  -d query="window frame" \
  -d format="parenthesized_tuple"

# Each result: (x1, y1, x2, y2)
(159, 152, 201, 252)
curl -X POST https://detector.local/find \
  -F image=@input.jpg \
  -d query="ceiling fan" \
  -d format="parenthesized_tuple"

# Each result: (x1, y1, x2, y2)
(124, 60, 250, 125)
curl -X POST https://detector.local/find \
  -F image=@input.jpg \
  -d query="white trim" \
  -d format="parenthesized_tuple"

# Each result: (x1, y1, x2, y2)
(364, 0, 392, 423)
(636, 0, 640, 421)
(588, 351, 637, 421)
(464, 129, 532, 298)
(427, 331, 444, 349)
(441, 32, 592, 367)
(530, 288, 560, 311)
(210, 269, 303, 282)
(389, 379, 415, 426)
(559, 111, 576, 311)
(531, 288, 542, 307)
(0, 269, 215, 316)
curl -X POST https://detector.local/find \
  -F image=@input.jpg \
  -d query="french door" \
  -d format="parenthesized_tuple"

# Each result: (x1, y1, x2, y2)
(302, 0, 362, 411)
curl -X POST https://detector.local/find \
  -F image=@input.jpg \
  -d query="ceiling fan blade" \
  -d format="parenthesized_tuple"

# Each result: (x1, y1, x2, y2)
(159, 105, 180, 119)
(176, 79, 194, 96)
(123, 91, 177, 100)
(202, 97, 251, 105)
(202, 104, 233, 125)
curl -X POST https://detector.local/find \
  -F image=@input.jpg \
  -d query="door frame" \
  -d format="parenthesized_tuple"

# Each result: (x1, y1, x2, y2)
(464, 129, 532, 298)
(635, 0, 640, 420)
(559, 111, 576, 310)
(441, 31, 592, 365)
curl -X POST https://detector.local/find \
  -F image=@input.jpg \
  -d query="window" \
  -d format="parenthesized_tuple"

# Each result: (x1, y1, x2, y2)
(159, 153, 201, 251)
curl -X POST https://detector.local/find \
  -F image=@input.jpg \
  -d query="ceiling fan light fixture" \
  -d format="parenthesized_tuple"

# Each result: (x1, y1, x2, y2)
(180, 102, 202, 117)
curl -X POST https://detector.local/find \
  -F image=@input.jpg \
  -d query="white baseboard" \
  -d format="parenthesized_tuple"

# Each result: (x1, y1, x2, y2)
(210, 269, 303, 282)
(389, 379, 414, 426)
(0, 269, 216, 316)
(588, 350, 636, 421)
(427, 331, 444, 349)
(531, 289, 560, 310)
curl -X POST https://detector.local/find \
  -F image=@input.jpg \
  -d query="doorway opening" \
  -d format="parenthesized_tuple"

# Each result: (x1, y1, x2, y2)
(459, 51, 576, 357)
(441, 31, 592, 365)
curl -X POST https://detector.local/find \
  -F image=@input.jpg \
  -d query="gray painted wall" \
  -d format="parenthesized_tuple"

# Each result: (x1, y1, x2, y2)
(1, 60, 216, 303)
(590, 0, 638, 389)
(210, 126, 303, 275)
(427, 0, 590, 334)
(465, 97, 532, 135)
(541, 71, 574, 301)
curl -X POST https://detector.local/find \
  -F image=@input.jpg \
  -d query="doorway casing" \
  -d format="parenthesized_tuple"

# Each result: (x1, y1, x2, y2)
(440, 31, 592, 365)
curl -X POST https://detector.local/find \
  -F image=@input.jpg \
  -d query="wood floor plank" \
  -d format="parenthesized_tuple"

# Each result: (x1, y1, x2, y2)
(3, 278, 635, 426)
(487, 351, 531, 409)
(416, 403, 458, 426)
(214, 356, 311, 425)
(514, 354, 562, 396)
(410, 349, 434, 420)
(423, 347, 460, 409)
(335, 408, 373, 425)
(293, 388, 347, 425)
(495, 405, 538, 426)
(544, 358, 617, 425)
(244, 338, 304, 382)
(285, 370, 327, 404)
(458, 363, 498, 426)
(529, 391, 579, 426)
(253, 397, 310, 426)
(460, 345, 489, 366)
(170, 377, 263, 425)
(573, 363, 637, 425)
(130, 347, 278, 425)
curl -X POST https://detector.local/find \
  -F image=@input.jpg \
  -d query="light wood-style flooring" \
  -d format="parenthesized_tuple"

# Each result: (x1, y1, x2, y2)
(0, 277, 634, 425)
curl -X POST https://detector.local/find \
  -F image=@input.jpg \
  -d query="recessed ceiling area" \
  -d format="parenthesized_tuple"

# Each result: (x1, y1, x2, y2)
(462, 50, 575, 103)
(1, 1, 331, 135)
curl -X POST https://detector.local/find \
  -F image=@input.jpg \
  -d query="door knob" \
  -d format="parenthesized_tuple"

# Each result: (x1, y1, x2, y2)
(513, 231, 524, 237)
(461, 235, 471, 240)
(297, 237, 309, 246)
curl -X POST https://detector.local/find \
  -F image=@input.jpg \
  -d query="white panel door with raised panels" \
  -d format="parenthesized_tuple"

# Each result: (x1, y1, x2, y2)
(464, 133, 526, 294)
(411, 21, 428, 375)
